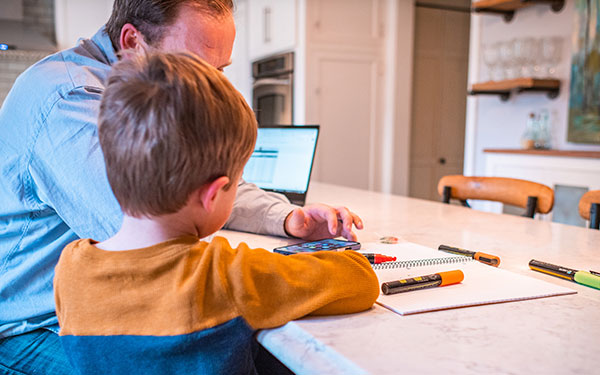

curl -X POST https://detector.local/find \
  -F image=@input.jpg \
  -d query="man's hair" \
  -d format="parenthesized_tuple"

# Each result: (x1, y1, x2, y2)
(98, 51, 257, 217)
(106, 0, 234, 50)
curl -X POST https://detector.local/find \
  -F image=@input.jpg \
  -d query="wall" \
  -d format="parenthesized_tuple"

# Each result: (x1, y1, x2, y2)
(224, 0, 252, 104)
(391, 0, 415, 195)
(465, 1, 600, 177)
(54, 0, 113, 50)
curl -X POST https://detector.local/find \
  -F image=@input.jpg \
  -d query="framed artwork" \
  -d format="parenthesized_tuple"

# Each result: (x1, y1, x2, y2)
(568, 0, 600, 144)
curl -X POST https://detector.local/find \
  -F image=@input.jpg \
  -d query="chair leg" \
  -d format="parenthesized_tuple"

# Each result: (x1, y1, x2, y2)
(442, 186, 451, 204)
(590, 203, 600, 229)
(524, 196, 538, 218)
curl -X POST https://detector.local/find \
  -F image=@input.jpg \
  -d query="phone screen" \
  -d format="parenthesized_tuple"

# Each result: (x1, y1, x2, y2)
(274, 239, 361, 255)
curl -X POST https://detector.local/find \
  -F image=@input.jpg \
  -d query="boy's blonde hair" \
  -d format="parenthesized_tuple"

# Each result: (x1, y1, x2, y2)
(98, 52, 257, 217)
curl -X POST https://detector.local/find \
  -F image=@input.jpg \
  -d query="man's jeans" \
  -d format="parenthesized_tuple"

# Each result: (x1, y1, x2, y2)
(0, 329, 73, 375)
(0, 329, 292, 375)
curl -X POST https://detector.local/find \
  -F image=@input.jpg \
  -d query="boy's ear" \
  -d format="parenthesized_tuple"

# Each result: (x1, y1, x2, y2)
(119, 23, 148, 52)
(197, 176, 230, 212)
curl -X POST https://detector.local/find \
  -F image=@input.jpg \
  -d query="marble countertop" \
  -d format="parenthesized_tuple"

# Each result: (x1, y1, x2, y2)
(218, 182, 600, 374)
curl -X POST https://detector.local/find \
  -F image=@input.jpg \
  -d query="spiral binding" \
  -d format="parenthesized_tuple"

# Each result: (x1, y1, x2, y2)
(372, 256, 472, 270)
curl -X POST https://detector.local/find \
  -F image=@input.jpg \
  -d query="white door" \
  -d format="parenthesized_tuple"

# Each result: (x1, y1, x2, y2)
(306, 51, 381, 190)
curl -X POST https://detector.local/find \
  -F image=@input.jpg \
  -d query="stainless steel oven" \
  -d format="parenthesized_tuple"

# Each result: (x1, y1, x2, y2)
(252, 52, 293, 125)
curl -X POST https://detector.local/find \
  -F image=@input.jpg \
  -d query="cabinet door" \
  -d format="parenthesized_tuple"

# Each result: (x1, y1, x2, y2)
(248, 0, 296, 60)
(307, 0, 383, 47)
(306, 50, 382, 190)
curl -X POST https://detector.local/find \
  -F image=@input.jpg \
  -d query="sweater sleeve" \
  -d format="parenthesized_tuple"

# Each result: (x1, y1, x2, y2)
(224, 180, 295, 237)
(218, 238, 379, 330)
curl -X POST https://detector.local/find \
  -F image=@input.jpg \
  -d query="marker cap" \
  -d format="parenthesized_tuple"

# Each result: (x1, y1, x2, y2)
(574, 271, 600, 290)
(374, 254, 396, 263)
(439, 270, 464, 286)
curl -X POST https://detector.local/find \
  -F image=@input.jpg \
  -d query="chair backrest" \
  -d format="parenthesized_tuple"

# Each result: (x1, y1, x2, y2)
(437, 175, 554, 217)
(578, 190, 600, 229)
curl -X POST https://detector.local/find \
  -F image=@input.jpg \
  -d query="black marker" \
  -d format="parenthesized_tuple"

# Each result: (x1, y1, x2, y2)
(381, 270, 464, 295)
(438, 245, 500, 267)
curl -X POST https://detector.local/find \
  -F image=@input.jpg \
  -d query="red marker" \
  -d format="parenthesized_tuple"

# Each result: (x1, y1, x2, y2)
(361, 253, 396, 264)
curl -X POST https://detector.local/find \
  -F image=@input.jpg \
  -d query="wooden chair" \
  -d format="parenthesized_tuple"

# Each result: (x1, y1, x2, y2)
(578, 190, 600, 229)
(437, 175, 554, 218)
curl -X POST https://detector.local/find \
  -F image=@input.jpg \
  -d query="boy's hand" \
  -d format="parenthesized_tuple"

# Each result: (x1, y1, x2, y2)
(284, 204, 363, 241)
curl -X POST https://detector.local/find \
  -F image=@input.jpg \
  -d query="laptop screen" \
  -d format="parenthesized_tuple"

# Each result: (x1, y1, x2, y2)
(243, 125, 319, 196)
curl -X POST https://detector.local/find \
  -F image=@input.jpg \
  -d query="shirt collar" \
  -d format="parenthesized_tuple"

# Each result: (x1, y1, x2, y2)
(90, 25, 118, 66)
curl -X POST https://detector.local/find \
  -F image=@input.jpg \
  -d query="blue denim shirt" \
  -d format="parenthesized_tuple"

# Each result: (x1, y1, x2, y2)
(0, 27, 293, 338)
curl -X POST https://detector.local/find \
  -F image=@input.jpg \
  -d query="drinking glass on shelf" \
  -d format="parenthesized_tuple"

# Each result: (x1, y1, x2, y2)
(541, 36, 563, 77)
(528, 38, 544, 78)
(482, 43, 500, 81)
(513, 37, 536, 78)
(499, 39, 517, 79)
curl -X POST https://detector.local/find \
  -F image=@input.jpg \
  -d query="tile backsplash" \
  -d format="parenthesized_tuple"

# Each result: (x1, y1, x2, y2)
(23, 0, 56, 44)
(0, 0, 55, 106)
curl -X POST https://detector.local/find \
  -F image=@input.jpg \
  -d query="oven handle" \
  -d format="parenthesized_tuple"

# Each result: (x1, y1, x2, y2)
(253, 78, 291, 88)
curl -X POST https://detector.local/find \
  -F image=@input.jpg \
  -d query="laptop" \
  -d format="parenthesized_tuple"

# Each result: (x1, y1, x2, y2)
(242, 125, 319, 206)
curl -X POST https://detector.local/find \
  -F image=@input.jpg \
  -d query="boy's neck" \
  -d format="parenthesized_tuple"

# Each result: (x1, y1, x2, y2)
(97, 212, 201, 251)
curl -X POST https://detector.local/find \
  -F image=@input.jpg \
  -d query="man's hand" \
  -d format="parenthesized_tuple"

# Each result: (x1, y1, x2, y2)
(284, 204, 363, 241)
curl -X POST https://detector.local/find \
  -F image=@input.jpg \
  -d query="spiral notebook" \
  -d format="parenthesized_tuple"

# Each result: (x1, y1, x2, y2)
(361, 242, 576, 316)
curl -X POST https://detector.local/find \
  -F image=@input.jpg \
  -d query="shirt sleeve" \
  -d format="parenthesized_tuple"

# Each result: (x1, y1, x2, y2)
(225, 180, 297, 237)
(218, 238, 380, 330)
(28, 87, 122, 241)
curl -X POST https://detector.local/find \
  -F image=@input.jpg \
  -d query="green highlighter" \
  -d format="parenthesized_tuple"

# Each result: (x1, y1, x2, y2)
(574, 271, 600, 289)
(529, 259, 600, 290)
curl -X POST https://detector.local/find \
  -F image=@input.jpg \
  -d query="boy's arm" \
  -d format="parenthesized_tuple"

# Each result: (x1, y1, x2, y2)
(219, 238, 379, 330)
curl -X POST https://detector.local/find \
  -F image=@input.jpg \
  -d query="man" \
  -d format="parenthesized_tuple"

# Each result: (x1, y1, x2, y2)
(0, 0, 363, 373)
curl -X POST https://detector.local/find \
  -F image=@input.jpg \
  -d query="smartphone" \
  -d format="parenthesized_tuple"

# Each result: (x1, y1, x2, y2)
(273, 238, 361, 255)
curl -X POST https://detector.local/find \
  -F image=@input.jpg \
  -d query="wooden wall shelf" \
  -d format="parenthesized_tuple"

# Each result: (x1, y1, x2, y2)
(484, 148, 600, 159)
(469, 78, 560, 101)
(472, 0, 565, 22)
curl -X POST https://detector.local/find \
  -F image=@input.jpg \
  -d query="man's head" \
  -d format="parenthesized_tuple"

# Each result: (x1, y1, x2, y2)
(106, 0, 235, 71)
(98, 52, 257, 225)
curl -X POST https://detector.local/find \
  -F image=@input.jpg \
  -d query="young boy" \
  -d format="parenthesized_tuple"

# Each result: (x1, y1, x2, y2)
(53, 52, 379, 374)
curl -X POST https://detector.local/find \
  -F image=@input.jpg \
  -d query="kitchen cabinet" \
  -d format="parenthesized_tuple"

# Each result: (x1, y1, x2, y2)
(306, 0, 384, 46)
(230, 0, 404, 192)
(248, 0, 296, 60)
(303, 0, 386, 190)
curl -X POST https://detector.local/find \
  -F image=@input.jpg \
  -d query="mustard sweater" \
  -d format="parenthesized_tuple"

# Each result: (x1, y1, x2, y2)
(54, 236, 379, 374)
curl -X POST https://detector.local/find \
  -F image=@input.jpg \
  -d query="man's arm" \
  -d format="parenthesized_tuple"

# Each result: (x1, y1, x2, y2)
(224, 180, 294, 237)
(28, 88, 122, 241)
(226, 181, 364, 240)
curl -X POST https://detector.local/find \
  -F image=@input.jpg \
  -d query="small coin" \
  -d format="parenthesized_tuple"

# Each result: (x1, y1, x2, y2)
(379, 236, 398, 244)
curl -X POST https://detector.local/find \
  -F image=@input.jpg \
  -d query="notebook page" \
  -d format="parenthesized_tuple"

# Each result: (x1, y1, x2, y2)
(361, 242, 577, 315)
(360, 241, 461, 262)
